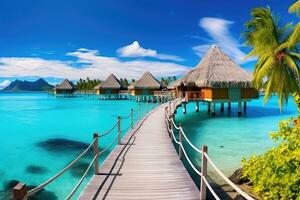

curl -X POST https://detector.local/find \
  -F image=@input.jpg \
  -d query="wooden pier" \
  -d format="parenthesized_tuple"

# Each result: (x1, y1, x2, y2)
(13, 100, 255, 200)
(79, 104, 199, 199)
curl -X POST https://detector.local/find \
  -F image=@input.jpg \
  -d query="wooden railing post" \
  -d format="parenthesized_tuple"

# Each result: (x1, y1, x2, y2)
(200, 145, 208, 200)
(13, 183, 27, 200)
(168, 101, 171, 116)
(178, 123, 183, 160)
(170, 115, 174, 142)
(93, 133, 99, 175)
(118, 116, 121, 144)
(130, 109, 134, 129)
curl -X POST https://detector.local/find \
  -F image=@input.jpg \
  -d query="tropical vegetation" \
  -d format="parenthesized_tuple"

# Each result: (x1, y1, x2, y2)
(244, 6, 300, 109)
(289, 0, 300, 16)
(241, 1, 300, 199)
(160, 76, 177, 86)
(76, 77, 101, 90)
(242, 119, 300, 200)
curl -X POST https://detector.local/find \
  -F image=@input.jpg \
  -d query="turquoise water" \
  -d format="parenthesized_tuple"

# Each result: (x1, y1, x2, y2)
(0, 93, 156, 200)
(174, 96, 298, 186)
(0, 94, 298, 199)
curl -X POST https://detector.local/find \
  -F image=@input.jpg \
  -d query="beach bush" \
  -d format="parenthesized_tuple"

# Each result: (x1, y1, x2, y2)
(242, 118, 300, 200)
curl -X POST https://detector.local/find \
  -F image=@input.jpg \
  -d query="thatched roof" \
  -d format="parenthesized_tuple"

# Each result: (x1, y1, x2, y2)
(174, 45, 252, 88)
(54, 79, 76, 90)
(168, 78, 184, 89)
(128, 71, 162, 89)
(94, 74, 123, 89)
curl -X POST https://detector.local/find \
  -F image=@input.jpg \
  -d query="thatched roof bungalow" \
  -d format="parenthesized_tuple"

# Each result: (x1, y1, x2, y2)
(94, 74, 125, 95)
(174, 45, 258, 102)
(128, 71, 162, 96)
(53, 79, 77, 94)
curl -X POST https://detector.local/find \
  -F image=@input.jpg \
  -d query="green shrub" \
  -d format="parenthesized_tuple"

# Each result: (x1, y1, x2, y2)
(242, 118, 300, 200)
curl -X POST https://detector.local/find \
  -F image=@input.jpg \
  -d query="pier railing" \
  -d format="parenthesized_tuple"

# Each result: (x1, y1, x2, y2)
(165, 99, 254, 200)
(12, 102, 157, 200)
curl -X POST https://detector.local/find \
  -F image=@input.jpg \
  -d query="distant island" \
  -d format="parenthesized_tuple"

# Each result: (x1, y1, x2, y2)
(1, 78, 54, 92)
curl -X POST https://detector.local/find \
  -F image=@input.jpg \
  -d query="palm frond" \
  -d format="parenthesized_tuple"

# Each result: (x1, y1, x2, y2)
(289, 0, 300, 16)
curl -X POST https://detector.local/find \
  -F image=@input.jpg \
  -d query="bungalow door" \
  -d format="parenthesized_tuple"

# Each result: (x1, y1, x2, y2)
(142, 89, 149, 95)
(228, 88, 241, 101)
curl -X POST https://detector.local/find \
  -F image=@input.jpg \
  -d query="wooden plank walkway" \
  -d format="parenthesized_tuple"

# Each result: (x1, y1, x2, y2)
(79, 104, 199, 200)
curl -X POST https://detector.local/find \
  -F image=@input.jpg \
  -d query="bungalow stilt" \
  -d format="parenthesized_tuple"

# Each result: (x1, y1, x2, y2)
(195, 102, 199, 112)
(183, 103, 187, 114)
(211, 103, 216, 116)
(220, 103, 224, 112)
(238, 102, 242, 116)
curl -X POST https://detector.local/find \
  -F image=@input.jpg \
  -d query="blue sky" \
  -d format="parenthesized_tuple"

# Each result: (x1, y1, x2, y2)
(0, 0, 297, 87)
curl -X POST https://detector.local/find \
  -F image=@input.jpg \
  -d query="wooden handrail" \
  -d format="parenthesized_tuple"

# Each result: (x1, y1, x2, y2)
(165, 99, 255, 200)
(13, 107, 142, 200)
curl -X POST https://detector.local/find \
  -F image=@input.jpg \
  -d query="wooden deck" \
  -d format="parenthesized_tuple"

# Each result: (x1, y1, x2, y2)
(79, 104, 199, 200)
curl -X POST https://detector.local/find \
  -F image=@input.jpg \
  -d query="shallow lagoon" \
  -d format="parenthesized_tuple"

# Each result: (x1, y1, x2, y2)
(0, 93, 298, 199)
(0, 93, 154, 199)
(174, 96, 298, 185)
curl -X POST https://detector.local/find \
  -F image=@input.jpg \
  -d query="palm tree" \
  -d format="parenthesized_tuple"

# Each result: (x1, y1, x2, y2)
(289, 0, 300, 16)
(244, 7, 300, 109)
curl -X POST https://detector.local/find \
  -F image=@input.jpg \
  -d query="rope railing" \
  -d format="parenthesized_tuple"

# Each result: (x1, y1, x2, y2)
(203, 152, 254, 200)
(166, 117, 202, 177)
(26, 138, 97, 197)
(170, 118, 202, 154)
(98, 121, 119, 137)
(13, 102, 157, 200)
(165, 99, 255, 200)
(65, 154, 98, 200)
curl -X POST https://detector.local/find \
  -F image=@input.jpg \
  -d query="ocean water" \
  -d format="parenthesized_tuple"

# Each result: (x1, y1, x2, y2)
(0, 93, 298, 199)
(173, 96, 298, 186)
(0, 93, 156, 200)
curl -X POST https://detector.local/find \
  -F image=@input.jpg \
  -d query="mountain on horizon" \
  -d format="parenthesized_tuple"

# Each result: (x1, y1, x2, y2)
(1, 78, 54, 92)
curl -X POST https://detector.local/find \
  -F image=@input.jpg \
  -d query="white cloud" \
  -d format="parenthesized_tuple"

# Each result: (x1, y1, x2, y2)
(193, 17, 253, 64)
(117, 41, 184, 62)
(0, 48, 189, 80)
(0, 80, 11, 89)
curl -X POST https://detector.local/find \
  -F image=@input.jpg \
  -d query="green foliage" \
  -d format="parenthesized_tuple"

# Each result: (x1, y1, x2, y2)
(160, 76, 177, 86)
(289, 0, 300, 16)
(242, 118, 300, 199)
(119, 78, 129, 87)
(244, 7, 300, 109)
(76, 77, 101, 90)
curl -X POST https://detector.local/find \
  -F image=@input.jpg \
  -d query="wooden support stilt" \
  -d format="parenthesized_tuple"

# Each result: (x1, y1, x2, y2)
(207, 103, 211, 113)
(93, 133, 99, 175)
(228, 102, 231, 110)
(243, 101, 247, 110)
(195, 102, 199, 112)
(178, 123, 183, 160)
(220, 103, 224, 112)
(118, 116, 121, 144)
(238, 102, 242, 116)
(211, 103, 216, 116)
(183, 103, 187, 114)
(200, 145, 208, 200)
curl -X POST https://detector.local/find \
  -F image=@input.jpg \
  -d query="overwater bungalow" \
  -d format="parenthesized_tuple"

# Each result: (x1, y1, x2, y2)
(173, 45, 258, 115)
(128, 71, 162, 102)
(94, 74, 128, 99)
(53, 79, 77, 96)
